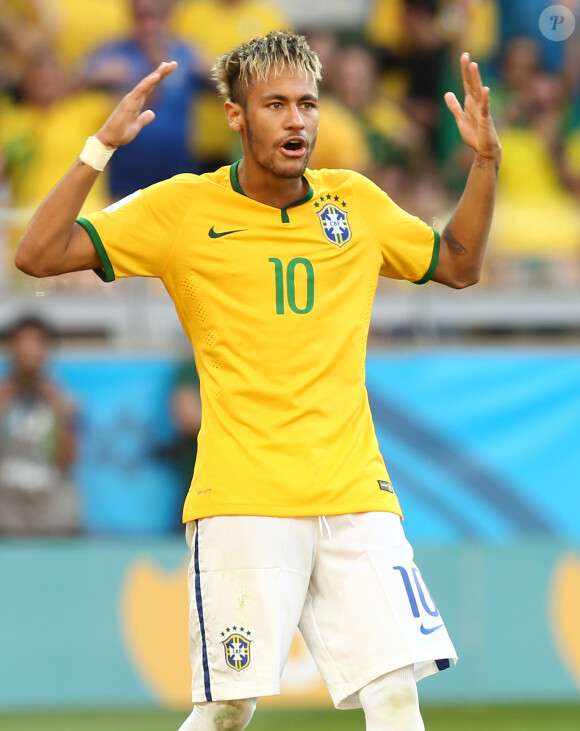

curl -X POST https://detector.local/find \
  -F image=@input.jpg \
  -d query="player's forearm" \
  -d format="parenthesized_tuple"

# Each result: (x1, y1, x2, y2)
(16, 61, 177, 278)
(14, 160, 100, 277)
(436, 153, 501, 288)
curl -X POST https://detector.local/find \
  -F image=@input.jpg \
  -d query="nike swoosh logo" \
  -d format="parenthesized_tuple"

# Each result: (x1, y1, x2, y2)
(208, 226, 247, 239)
(420, 623, 444, 635)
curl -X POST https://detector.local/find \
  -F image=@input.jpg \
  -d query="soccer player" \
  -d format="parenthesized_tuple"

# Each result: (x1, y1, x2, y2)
(15, 31, 501, 731)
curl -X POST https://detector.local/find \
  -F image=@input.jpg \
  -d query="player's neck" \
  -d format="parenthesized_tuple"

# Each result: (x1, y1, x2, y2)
(236, 159, 307, 209)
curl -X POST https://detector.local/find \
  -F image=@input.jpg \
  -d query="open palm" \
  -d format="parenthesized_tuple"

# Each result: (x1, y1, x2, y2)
(444, 53, 501, 162)
(96, 61, 178, 148)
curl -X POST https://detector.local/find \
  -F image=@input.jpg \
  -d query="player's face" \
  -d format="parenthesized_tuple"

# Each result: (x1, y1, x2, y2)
(239, 67, 319, 179)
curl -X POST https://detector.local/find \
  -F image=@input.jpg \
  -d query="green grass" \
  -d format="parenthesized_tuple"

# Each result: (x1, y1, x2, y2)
(0, 705, 579, 730)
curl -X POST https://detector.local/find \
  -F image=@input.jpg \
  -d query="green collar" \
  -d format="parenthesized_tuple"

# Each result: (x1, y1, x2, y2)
(230, 159, 314, 222)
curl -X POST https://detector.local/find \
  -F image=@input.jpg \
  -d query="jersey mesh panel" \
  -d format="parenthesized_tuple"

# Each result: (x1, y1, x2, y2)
(178, 276, 224, 397)
(178, 274, 211, 324)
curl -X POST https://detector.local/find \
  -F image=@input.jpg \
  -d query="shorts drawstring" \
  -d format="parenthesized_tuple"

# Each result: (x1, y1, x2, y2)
(318, 515, 333, 548)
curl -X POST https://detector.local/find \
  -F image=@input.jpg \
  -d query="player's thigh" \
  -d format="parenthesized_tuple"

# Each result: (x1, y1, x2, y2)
(186, 516, 315, 702)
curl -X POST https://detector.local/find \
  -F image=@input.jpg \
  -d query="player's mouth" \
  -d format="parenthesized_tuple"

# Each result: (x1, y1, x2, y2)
(280, 137, 307, 158)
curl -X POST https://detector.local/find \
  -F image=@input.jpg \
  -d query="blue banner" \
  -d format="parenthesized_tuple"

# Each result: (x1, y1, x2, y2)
(366, 349, 580, 543)
(1, 347, 579, 538)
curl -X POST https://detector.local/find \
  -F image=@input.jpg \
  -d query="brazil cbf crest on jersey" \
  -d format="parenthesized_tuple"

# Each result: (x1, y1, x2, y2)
(222, 632, 251, 672)
(316, 202, 351, 247)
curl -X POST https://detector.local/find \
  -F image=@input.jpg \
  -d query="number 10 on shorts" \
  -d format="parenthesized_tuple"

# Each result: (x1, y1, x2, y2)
(394, 565, 444, 634)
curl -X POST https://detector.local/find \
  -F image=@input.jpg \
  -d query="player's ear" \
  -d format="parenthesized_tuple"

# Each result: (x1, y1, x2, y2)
(225, 101, 244, 132)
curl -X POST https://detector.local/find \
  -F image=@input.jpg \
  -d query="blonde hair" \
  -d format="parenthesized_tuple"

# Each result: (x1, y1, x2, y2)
(212, 30, 323, 104)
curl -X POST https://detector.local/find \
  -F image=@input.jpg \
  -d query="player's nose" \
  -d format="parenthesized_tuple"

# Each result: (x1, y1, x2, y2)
(284, 104, 305, 129)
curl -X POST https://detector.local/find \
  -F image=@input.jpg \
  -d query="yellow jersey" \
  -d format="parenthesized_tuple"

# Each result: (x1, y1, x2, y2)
(78, 164, 439, 521)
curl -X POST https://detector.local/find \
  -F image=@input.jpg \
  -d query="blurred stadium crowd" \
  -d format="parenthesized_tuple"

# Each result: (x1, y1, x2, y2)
(1, 0, 580, 294)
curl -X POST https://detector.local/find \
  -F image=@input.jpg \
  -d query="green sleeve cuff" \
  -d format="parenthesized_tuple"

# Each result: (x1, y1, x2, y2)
(76, 217, 115, 283)
(414, 229, 440, 285)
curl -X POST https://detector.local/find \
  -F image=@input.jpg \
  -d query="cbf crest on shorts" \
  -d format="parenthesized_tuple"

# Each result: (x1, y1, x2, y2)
(222, 632, 251, 672)
(316, 202, 352, 247)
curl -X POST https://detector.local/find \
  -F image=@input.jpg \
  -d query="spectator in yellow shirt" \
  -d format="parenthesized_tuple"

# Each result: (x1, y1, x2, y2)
(0, 51, 111, 279)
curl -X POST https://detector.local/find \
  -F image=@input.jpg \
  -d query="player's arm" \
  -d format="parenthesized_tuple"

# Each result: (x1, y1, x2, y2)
(432, 53, 502, 289)
(14, 61, 178, 278)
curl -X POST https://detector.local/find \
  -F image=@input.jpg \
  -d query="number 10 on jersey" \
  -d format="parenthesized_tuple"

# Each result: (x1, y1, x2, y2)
(269, 257, 315, 315)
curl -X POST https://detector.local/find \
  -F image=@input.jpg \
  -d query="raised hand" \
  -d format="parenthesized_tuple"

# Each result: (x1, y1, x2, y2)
(95, 61, 178, 149)
(444, 53, 501, 163)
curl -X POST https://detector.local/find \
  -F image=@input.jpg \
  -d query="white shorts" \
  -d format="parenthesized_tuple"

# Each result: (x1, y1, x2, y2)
(185, 512, 457, 709)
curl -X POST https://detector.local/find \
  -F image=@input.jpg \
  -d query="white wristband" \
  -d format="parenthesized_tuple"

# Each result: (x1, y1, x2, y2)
(79, 135, 117, 171)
